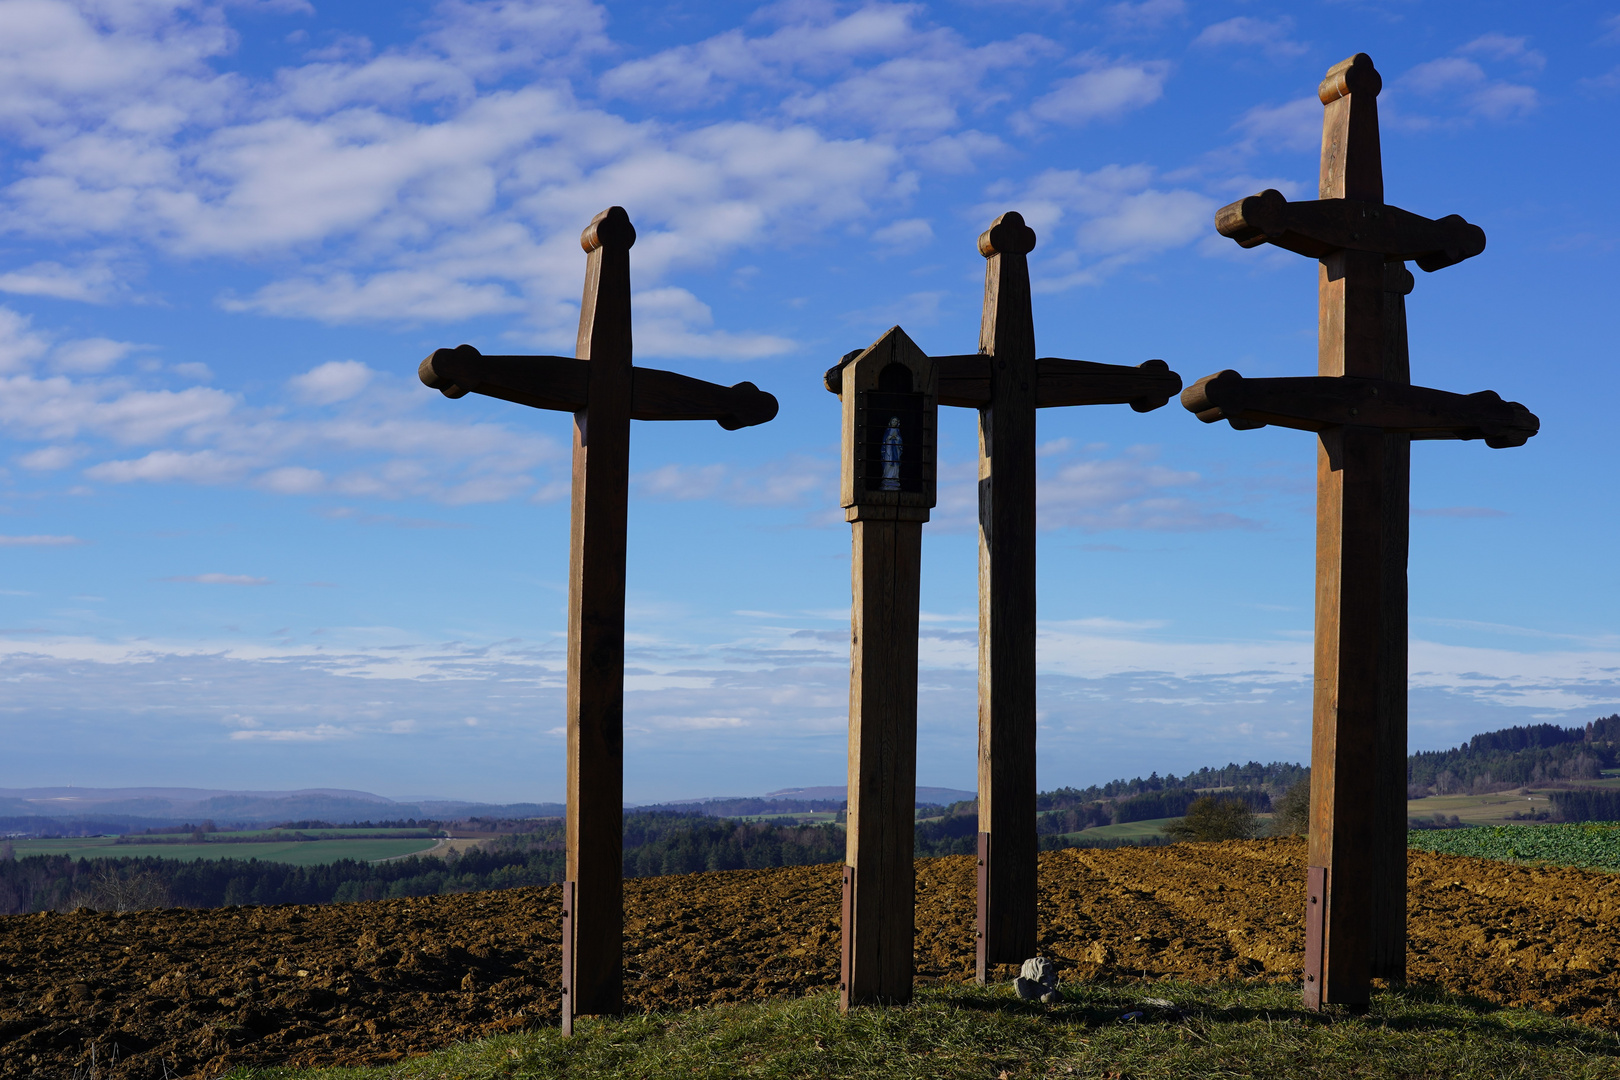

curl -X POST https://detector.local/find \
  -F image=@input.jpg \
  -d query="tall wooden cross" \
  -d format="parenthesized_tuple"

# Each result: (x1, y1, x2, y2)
(826, 211, 1182, 994)
(1182, 54, 1538, 1009)
(418, 206, 778, 1033)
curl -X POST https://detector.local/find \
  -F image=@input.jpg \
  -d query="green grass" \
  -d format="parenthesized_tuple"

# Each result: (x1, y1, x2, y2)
(1408, 791, 1560, 826)
(10, 837, 441, 865)
(1059, 816, 1179, 841)
(225, 981, 1620, 1080)
(737, 813, 842, 825)
(1409, 822, 1620, 871)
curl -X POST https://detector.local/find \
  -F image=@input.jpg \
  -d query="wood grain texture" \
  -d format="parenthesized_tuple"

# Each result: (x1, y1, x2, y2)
(838, 329, 936, 1008)
(934, 355, 1181, 412)
(1309, 52, 1386, 1013)
(842, 514, 924, 1007)
(1214, 190, 1484, 272)
(631, 367, 778, 429)
(419, 346, 589, 412)
(975, 211, 1039, 981)
(1372, 261, 1413, 984)
(565, 206, 635, 1024)
(1179, 370, 1538, 446)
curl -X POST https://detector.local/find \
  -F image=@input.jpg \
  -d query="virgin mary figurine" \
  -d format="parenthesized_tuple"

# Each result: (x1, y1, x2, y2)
(880, 416, 903, 490)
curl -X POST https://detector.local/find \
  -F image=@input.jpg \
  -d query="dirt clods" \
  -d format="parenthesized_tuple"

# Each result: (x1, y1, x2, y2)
(3, 839, 1619, 1077)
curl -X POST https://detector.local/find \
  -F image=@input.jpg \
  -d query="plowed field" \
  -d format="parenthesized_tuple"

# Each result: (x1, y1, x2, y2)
(3, 839, 1618, 1078)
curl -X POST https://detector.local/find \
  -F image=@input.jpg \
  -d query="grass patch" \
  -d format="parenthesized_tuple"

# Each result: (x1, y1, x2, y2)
(1408, 822, 1620, 871)
(1059, 817, 1178, 842)
(226, 980, 1620, 1080)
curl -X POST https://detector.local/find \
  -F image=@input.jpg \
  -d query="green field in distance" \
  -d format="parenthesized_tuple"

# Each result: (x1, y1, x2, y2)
(10, 837, 442, 866)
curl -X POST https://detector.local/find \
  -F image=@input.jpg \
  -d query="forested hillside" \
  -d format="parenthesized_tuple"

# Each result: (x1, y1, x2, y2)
(1408, 715, 1620, 794)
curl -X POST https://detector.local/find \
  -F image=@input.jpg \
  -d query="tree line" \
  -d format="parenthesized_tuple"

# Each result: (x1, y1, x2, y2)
(1408, 715, 1620, 795)
(0, 812, 847, 916)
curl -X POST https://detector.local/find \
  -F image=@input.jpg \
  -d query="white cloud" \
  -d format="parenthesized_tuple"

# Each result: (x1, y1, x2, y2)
(0, 3, 914, 338)
(0, 260, 121, 303)
(1024, 61, 1170, 128)
(634, 454, 833, 506)
(89, 449, 250, 484)
(0, 534, 82, 546)
(979, 165, 1216, 291)
(1104, 0, 1186, 33)
(288, 360, 375, 404)
(17, 444, 86, 470)
(632, 287, 796, 360)
(928, 444, 1262, 534)
(1191, 17, 1309, 60)
(871, 217, 934, 251)
(230, 724, 350, 741)
(1229, 96, 1320, 155)
(1396, 53, 1538, 125)
(52, 337, 135, 373)
(161, 573, 272, 585)
(0, 307, 50, 372)
(1458, 33, 1545, 71)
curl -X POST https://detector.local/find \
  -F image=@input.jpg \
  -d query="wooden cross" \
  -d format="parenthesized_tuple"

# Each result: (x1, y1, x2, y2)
(418, 206, 778, 1033)
(1182, 54, 1539, 1009)
(826, 211, 1183, 992)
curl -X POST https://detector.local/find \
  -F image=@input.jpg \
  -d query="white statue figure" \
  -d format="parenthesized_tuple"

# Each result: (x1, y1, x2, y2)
(881, 416, 902, 490)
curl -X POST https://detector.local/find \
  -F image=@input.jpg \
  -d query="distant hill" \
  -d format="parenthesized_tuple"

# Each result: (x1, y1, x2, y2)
(0, 787, 565, 832)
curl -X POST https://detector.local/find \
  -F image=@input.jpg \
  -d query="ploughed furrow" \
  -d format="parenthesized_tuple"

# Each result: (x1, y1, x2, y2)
(9, 842, 1620, 1078)
(624, 864, 842, 1007)
(1069, 841, 1306, 977)
(1407, 851, 1620, 1029)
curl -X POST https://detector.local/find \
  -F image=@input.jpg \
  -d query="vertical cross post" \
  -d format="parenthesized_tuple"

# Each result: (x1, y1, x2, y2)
(835, 327, 938, 1008)
(974, 213, 1041, 981)
(417, 206, 778, 1033)
(1186, 52, 1538, 1010)
(1308, 55, 1387, 1007)
(563, 209, 635, 1030)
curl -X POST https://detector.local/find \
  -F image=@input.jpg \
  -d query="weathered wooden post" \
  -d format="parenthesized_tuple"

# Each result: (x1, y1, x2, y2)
(826, 212, 1182, 988)
(832, 326, 937, 1008)
(418, 206, 778, 1032)
(1183, 53, 1539, 1009)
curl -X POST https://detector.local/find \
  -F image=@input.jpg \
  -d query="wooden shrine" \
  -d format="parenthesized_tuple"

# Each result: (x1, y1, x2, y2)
(1181, 53, 1539, 1008)
(826, 212, 1182, 998)
(418, 206, 779, 1033)
(833, 326, 937, 1008)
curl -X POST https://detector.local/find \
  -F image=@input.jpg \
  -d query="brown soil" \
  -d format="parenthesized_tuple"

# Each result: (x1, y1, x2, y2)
(4, 839, 1619, 1078)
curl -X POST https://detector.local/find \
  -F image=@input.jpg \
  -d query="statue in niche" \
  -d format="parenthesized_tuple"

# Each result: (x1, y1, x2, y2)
(881, 417, 903, 490)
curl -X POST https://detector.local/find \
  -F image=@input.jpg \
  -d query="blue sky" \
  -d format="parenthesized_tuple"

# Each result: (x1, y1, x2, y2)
(1, 0, 1617, 804)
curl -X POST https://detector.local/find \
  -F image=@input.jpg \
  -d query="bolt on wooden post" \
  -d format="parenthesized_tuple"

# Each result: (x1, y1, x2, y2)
(830, 213, 1182, 986)
(417, 206, 779, 1033)
(827, 326, 937, 1008)
(1182, 53, 1539, 1009)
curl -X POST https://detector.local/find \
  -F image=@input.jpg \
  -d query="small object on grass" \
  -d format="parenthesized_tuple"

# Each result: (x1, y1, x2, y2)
(1118, 1010, 1146, 1023)
(1014, 956, 1060, 1003)
(1141, 996, 1187, 1020)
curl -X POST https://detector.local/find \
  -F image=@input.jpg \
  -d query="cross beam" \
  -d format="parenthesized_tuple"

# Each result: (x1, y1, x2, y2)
(1183, 369, 1537, 447)
(1186, 53, 1539, 1010)
(418, 206, 778, 1033)
(826, 211, 1181, 993)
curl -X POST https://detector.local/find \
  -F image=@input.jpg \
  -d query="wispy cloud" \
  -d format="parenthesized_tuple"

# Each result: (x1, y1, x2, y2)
(0, 534, 83, 546)
(160, 573, 272, 585)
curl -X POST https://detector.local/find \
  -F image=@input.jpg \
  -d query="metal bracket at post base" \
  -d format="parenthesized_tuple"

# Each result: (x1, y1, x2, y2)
(974, 832, 990, 984)
(839, 865, 855, 1012)
(560, 880, 575, 1036)
(1303, 865, 1325, 1010)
